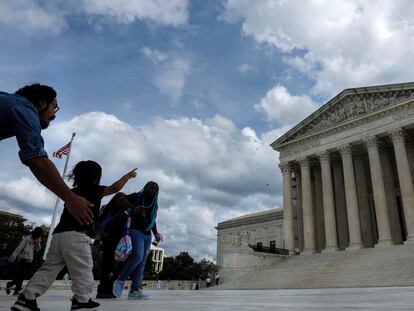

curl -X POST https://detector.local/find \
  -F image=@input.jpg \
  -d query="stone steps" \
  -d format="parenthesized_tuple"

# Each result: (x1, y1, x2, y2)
(220, 243, 414, 289)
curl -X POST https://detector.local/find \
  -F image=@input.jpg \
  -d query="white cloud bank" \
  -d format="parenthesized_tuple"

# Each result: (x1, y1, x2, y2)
(255, 84, 319, 127)
(0, 0, 189, 35)
(222, 0, 414, 97)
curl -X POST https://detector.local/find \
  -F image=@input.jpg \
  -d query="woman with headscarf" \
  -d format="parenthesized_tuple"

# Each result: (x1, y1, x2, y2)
(113, 181, 163, 300)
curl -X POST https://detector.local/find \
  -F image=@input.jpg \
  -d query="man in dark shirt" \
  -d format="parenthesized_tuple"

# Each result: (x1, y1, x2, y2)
(0, 84, 94, 225)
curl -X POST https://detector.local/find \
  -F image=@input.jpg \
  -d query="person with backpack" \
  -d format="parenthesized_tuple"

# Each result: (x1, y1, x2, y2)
(95, 193, 135, 299)
(6, 227, 44, 295)
(11, 161, 137, 311)
(112, 181, 163, 300)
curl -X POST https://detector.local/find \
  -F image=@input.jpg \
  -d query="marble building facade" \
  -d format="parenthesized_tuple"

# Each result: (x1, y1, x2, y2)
(216, 209, 284, 270)
(272, 82, 414, 254)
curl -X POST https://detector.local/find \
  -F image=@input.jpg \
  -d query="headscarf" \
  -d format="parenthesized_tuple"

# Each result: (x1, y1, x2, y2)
(135, 181, 159, 231)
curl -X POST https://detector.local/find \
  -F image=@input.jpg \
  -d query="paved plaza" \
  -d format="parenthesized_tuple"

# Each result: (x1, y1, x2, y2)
(1, 287, 414, 311)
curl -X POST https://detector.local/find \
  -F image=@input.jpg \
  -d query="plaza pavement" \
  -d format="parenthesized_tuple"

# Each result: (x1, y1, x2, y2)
(1, 287, 414, 311)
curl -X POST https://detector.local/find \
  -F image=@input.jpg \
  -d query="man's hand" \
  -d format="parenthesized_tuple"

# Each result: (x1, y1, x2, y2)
(65, 195, 94, 225)
(27, 157, 95, 225)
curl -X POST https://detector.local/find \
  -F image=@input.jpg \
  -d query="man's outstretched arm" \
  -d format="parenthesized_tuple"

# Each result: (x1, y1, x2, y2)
(25, 156, 94, 225)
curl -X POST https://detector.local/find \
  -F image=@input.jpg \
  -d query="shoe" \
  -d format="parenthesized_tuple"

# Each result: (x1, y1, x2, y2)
(112, 280, 124, 298)
(95, 292, 115, 299)
(10, 294, 40, 311)
(13, 289, 22, 296)
(6, 282, 12, 295)
(127, 290, 149, 300)
(70, 298, 100, 311)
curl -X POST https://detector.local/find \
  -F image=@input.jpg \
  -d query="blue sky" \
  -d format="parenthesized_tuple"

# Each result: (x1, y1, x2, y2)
(1, 0, 414, 260)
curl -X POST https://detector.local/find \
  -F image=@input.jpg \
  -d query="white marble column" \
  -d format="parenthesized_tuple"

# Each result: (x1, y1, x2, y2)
(339, 144, 363, 248)
(318, 151, 339, 251)
(280, 162, 295, 253)
(299, 157, 316, 253)
(365, 136, 393, 245)
(389, 128, 414, 241)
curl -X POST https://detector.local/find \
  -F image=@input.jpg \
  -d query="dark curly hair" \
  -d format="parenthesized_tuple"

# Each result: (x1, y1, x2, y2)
(15, 83, 57, 108)
(68, 160, 102, 188)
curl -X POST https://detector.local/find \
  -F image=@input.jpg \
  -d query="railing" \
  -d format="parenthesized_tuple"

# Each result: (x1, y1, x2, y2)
(249, 244, 289, 255)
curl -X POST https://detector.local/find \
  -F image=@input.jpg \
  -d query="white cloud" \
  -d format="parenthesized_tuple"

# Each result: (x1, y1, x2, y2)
(154, 57, 191, 102)
(238, 63, 253, 74)
(255, 84, 319, 126)
(0, 0, 189, 35)
(141, 47, 168, 63)
(0, 177, 55, 210)
(140, 46, 191, 103)
(222, 0, 414, 96)
(0, 0, 67, 34)
(0, 112, 281, 260)
(81, 0, 189, 26)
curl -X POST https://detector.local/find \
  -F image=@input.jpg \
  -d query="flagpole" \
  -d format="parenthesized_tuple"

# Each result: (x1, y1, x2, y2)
(43, 132, 76, 260)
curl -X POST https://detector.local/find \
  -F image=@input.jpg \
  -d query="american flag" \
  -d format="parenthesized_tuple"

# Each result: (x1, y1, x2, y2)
(53, 142, 71, 158)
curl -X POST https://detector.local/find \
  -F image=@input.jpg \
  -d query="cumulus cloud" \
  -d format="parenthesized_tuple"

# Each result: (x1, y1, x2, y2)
(255, 84, 319, 127)
(238, 63, 253, 74)
(141, 46, 191, 103)
(0, 0, 189, 35)
(0, 112, 281, 260)
(0, 0, 67, 34)
(141, 47, 168, 63)
(80, 0, 189, 26)
(222, 0, 414, 96)
(153, 56, 191, 103)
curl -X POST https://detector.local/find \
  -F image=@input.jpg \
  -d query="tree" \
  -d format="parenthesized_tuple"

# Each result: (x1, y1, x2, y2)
(156, 252, 214, 281)
(199, 258, 218, 280)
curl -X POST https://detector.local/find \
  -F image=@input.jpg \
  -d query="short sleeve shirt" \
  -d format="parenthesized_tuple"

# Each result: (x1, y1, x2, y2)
(0, 91, 48, 163)
(54, 184, 106, 237)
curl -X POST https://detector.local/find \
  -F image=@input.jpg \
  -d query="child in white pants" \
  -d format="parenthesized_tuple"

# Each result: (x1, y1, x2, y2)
(11, 161, 137, 311)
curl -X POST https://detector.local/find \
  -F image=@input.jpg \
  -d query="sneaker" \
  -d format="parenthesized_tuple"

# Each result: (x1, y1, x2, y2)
(10, 294, 40, 311)
(112, 280, 124, 298)
(70, 298, 100, 311)
(13, 289, 22, 296)
(6, 282, 12, 295)
(127, 290, 149, 300)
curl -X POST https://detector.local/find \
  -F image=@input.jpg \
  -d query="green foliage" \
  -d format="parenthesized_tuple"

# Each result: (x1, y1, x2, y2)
(155, 252, 217, 281)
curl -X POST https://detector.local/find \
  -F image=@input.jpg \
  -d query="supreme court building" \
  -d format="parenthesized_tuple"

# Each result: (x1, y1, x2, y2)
(272, 82, 414, 254)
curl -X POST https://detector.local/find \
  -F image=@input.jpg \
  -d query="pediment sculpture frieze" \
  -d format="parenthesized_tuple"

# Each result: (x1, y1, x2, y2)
(287, 89, 414, 142)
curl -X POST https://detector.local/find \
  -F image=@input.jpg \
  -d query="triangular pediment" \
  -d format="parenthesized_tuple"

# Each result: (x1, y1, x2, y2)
(271, 82, 414, 150)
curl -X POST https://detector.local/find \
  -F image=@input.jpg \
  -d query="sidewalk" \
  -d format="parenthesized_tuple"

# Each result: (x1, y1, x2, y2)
(1, 287, 414, 311)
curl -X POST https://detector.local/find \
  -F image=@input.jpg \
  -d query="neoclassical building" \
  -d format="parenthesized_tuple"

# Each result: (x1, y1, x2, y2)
(216, 209, 284, 270)
(272, 82, 414, 254)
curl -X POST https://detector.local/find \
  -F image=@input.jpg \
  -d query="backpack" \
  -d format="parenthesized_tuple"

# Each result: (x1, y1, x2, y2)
(114, 214, 132, 262)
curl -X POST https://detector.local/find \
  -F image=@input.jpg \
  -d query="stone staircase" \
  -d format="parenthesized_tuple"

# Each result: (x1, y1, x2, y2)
(219, 243, 414, 289)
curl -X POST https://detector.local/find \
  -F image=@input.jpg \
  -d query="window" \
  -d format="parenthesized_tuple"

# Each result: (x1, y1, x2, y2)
(270, 240, 276, 250)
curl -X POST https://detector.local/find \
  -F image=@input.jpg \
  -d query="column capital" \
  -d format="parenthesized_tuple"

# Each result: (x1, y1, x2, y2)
(338, 144, 353, 157)
(292, 166, 301, 176)
(298, 157, 310, 168)
(388, 127, 406, 144)
(363, 136, 378, 150)
(317, 151, 331, 164)
(278, 162, 291, 174)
